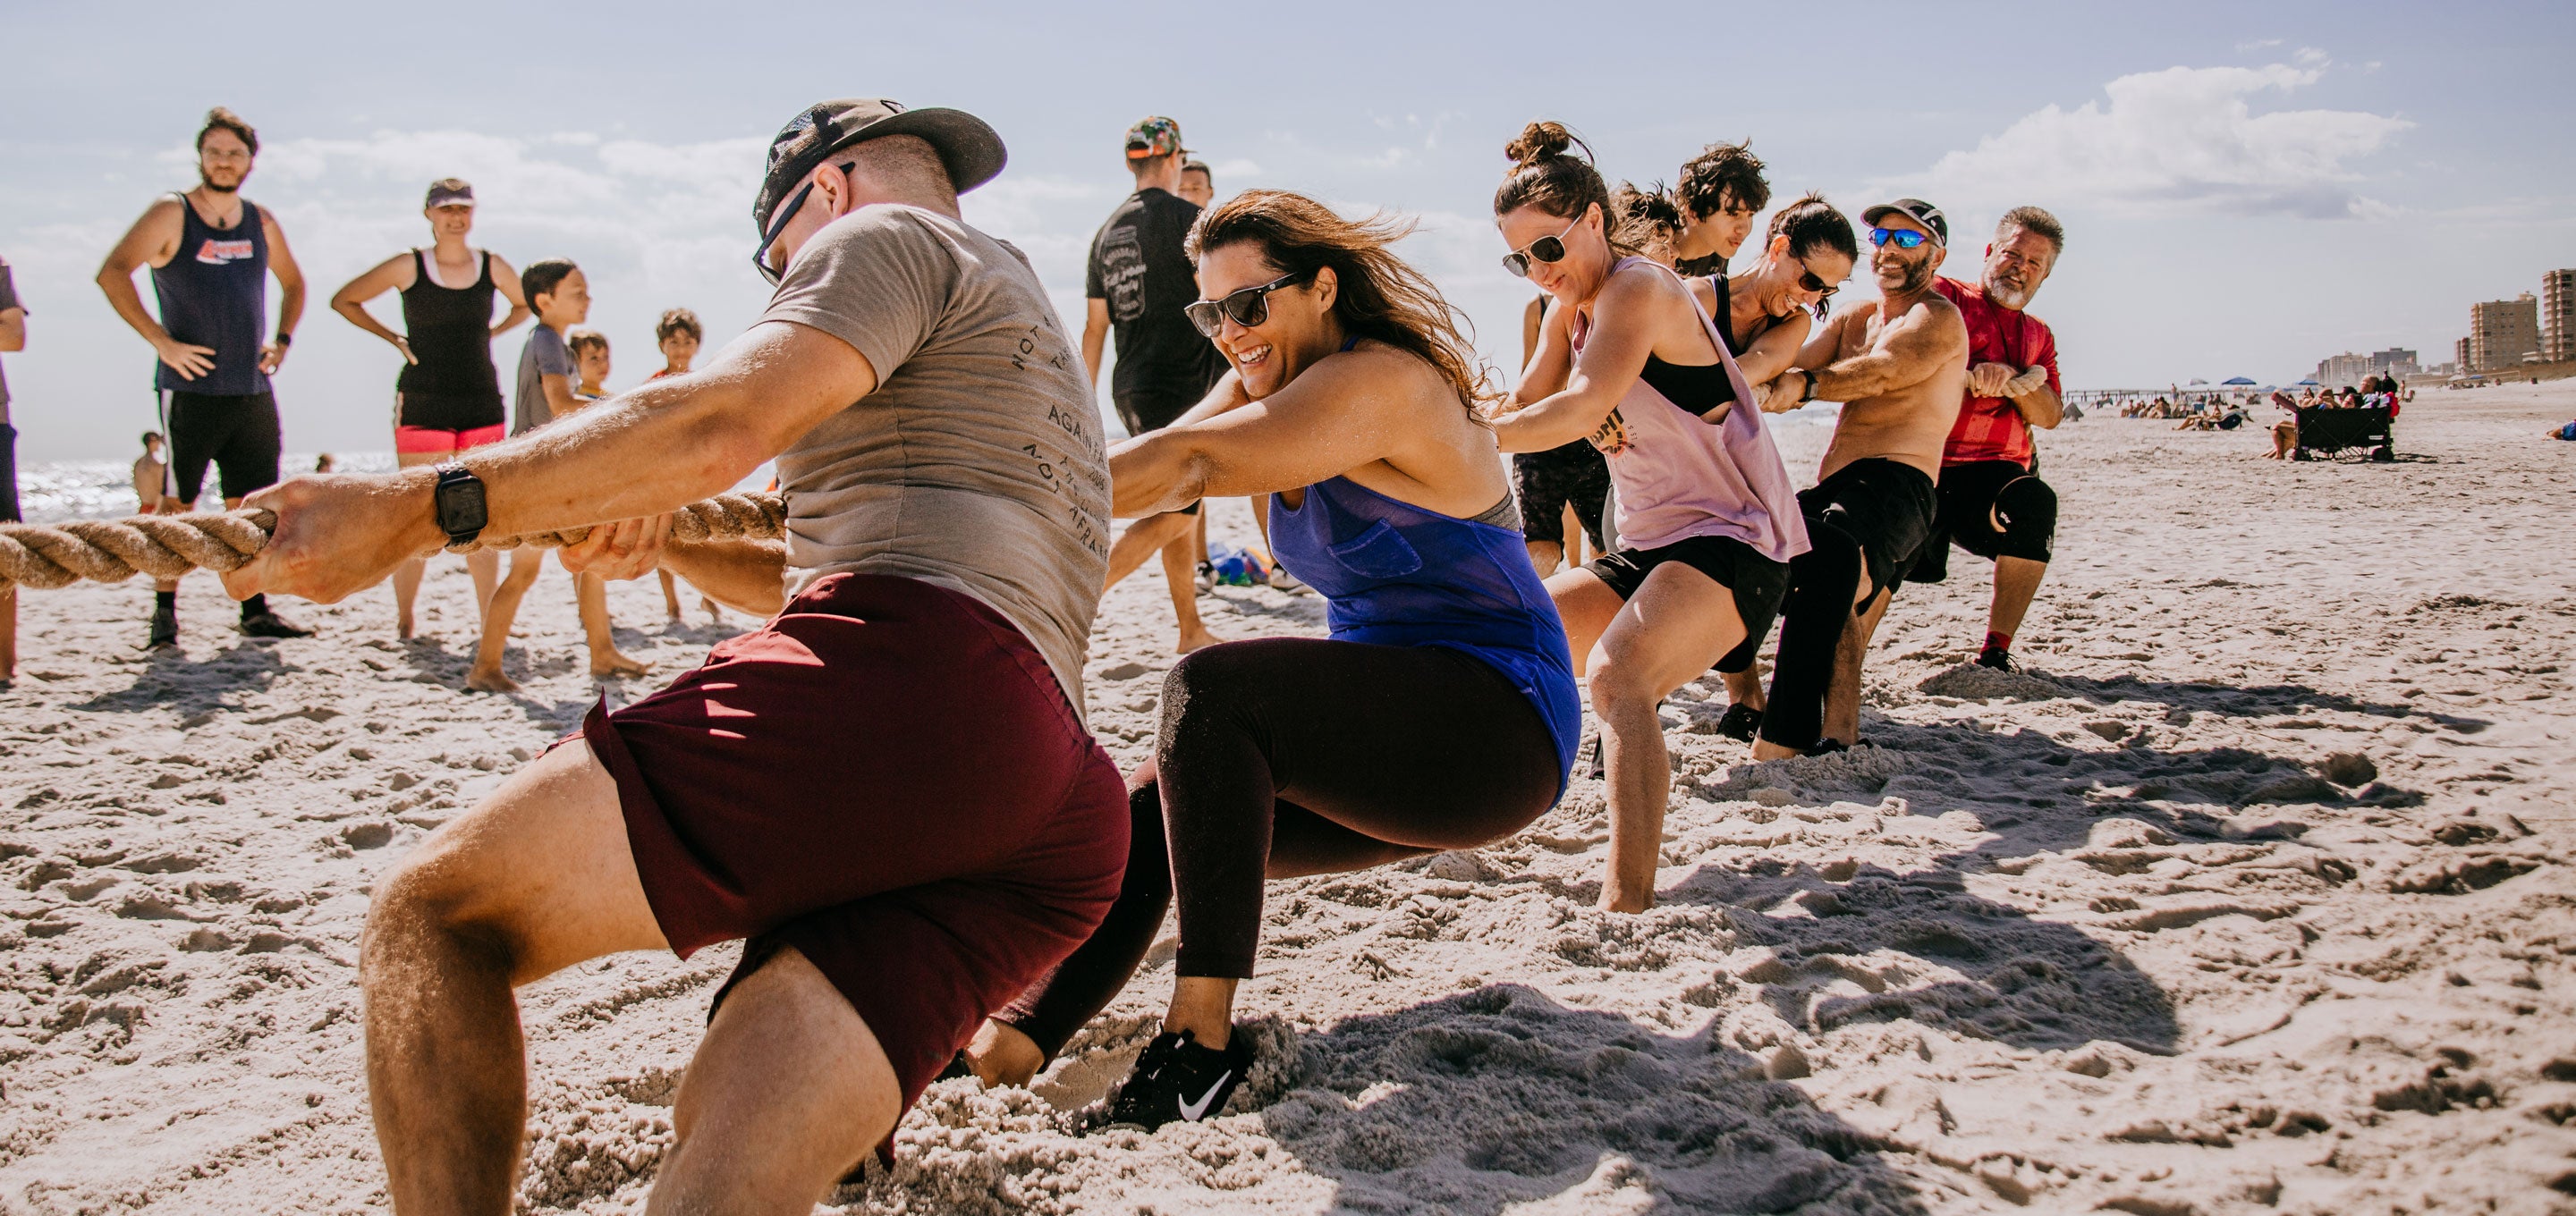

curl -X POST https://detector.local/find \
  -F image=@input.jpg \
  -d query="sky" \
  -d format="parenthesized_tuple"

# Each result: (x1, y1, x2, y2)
(2, 0, 2570, 460)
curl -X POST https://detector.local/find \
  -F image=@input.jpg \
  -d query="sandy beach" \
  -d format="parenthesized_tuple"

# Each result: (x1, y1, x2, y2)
(2, 384, 2571, 1214)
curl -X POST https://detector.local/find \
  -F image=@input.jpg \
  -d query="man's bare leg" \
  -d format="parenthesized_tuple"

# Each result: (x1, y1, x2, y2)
(653, 947, 898, 1214)
(577, 571, 651, 677)
(1722, 663, 1765, 712)
(1823, 590, 1894, 746)
(1, 584, 16, 681)
(1584, 564, 1748, 912)
(393, 557, 428, 639)
(362, 741, 671, 1213)
(1160, 531, 1221, 654)
(1988, 555, 2046, 640)
(658, 569, 685, 622)
(466, 550, 545, 692)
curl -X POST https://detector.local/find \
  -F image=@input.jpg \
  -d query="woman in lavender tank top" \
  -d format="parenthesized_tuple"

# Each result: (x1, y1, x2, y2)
(1487, 122, 1811, 914)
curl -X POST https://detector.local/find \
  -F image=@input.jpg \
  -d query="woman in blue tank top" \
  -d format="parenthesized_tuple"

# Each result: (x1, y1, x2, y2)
(960, 189, 1580, 1128)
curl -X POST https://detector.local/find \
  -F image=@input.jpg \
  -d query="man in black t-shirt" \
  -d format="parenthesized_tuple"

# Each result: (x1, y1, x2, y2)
(1086, 115, 1230, 654)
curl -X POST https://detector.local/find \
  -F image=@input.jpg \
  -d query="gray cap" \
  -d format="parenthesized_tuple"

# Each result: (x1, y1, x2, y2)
(1862, 198, 1947, 246)
(753, 98, 1007, 236)
(425, 178, 474, 208)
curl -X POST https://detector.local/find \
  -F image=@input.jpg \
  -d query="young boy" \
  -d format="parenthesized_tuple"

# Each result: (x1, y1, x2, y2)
(464, 260, 650, 692)
(644, 308, 721, 624)
(132, 431, 167, 514)
(567, 327, 611, 402)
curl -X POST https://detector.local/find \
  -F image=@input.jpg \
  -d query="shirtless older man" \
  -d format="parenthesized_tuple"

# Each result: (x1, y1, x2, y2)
(1753, 198, 1967, 758)
(221, 97, 1125, 1212)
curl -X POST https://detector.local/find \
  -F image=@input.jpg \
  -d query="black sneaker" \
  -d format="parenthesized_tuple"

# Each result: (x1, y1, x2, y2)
(1974, 647, 2016, 672)
(240, 611, 314, 639)
(1103, 1029, 1252, 1132)
(147, 604, 179, 649)
(1715, 703, 1764, 742)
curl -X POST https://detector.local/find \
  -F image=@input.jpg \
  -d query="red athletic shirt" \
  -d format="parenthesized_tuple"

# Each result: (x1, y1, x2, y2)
(1933, 276, 2059, 468)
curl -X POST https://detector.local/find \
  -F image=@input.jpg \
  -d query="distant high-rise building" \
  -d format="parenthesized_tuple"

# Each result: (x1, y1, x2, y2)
(2544, 269, 2575, 361)
(2469, 294, 2540, 373)
(2315, 350, 2372, 388)
(2368, 348, 2419, 377)
(2457, 336, 2473, 374)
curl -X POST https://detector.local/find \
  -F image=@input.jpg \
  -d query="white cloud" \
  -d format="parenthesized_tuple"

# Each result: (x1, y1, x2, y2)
(1893, 62, 2411, 220)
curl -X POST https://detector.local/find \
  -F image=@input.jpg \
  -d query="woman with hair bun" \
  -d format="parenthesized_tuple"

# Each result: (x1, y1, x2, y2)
(958, 189, 1581, 1131)
(1487, 121, 1809, 914)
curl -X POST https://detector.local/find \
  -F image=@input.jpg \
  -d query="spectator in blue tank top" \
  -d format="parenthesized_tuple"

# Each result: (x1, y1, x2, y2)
(96, 106, 312, 646)
(958, 189, 1582, 1132)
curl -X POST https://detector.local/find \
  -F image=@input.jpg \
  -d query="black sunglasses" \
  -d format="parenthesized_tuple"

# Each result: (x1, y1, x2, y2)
(1500, 214, 1583, 278)
(750, 162, 861, 286)
(1184, 270, 1315, 337)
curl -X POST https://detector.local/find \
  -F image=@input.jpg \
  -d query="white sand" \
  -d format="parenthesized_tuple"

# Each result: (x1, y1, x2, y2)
(3, 385, 2572, 1213)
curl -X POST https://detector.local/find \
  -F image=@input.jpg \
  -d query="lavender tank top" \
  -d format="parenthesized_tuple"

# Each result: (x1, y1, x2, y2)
(1571, 258, 1809, 562)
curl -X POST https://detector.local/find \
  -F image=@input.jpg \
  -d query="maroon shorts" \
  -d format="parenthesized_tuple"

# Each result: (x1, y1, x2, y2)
(582, 572, 1126, 1125)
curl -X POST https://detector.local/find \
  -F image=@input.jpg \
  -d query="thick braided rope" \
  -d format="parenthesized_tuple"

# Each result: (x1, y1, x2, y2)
(0, 493, 786, 589)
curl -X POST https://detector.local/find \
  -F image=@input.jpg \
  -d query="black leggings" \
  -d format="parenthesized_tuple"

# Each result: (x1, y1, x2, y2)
(997, 638, 1562, 1059)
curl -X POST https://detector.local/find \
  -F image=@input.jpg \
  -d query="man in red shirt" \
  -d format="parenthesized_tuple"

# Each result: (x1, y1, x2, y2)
(1907, 207, 2064, 671)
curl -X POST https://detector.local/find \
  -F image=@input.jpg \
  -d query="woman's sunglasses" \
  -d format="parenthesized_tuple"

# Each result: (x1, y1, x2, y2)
(1868, 226, 1934, 250)
(1184, 270, 1315, 337)
(1500, 215, 1583, 278)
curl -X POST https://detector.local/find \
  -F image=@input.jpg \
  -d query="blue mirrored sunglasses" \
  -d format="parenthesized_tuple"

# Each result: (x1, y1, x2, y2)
(1868, 226, 1933, 250)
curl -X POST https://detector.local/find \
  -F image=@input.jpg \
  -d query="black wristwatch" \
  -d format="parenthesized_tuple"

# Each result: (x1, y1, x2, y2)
(1796, 369, 1819, 404)
(273, 331, 292, 348)
(431, 460, 487, 549)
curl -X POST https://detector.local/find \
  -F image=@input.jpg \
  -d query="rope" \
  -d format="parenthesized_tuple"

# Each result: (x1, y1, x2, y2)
(0, 493, 785, 590)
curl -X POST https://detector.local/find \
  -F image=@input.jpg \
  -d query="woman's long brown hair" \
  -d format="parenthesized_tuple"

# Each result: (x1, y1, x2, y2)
(1187, 189, 1495, 415)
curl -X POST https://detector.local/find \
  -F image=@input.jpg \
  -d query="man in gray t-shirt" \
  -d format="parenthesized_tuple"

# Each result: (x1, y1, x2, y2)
(221, 98, 1127, 1206)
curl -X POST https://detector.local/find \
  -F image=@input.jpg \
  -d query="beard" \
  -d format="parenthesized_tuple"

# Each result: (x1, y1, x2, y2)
(1884, 254, 1937, 296)
(1986, 277, 2032, 309)
(199, 169, 242, 195)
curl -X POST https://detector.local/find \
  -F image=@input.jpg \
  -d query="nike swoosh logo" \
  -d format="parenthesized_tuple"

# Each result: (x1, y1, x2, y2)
(1175, 1069, 1233, 1121)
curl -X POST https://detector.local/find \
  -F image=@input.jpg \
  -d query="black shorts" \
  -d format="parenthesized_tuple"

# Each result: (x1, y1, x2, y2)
(1799, 457, 1937, 608)
(1585, 533, 1791, 646)
(1513, 441, 1611, 550)
(0, 422, 19, 523)
(1908, 460, 2055, 583)
(164, 390, 282, 505)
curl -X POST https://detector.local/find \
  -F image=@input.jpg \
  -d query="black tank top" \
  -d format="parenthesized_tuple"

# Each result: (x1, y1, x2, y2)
(151, 196, 269, 396)
(395, 249, 504, 429)
(1639, 356, 1737, 417)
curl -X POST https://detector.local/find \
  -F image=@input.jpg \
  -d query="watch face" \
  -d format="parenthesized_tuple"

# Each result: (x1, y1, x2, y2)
(437, 478, 488, 536)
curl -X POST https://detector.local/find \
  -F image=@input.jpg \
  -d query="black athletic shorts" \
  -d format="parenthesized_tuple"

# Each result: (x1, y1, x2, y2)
(1513, 441, 1611, 551)
(1800, 457, 1937, 609)
(0, 423, 20, 523)
(1908, 459, 2055, 584)
(165, 391, 282, 505)
(1586, 533, 1792, 649)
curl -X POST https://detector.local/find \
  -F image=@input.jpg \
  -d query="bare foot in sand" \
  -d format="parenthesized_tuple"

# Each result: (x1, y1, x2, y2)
(1175, 629, 1227, 655)
(395, 607, 415, 640)
(590, 650, 653, 678)
(463, 665, 520, 694)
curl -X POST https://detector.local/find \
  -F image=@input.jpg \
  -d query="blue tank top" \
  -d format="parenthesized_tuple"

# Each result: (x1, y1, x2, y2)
(1269, 476, 1583, 796)
(151, 196, 270, 395)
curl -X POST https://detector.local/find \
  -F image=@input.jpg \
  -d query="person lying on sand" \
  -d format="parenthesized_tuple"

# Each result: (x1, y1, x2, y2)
(223, 97, 1129, 1210)
(959, 187, 1581, 1127)
(1483, 122, 1808, 912)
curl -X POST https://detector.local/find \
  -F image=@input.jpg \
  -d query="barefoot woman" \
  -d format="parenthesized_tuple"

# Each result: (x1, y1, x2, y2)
(1486, 122, 1808, 913)
(962, 190, 1580, 1127)
(327, 178, 530, 641)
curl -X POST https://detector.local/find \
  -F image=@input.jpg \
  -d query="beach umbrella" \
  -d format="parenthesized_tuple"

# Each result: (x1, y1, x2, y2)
(2295, 377, 2319, 385)
(2221, 376, 2258, 385)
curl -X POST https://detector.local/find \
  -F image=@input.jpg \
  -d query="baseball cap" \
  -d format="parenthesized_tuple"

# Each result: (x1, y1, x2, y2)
(1123, 116, 1188, 160)
(425, 179, 474, 209)
(1862, 198, 1947, 247)
(753, 98, 1009, 236)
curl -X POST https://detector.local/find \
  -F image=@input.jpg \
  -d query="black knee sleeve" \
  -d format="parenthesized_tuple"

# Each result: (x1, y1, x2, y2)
(1992, 476, 2056, 563)
(1757, 524, 1862, 750)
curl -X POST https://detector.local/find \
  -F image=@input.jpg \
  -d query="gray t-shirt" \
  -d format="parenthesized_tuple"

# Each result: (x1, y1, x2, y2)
(0, 255, 21, 424)
(513, 323, 574, 435)
(761, 204, 1109, 714)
